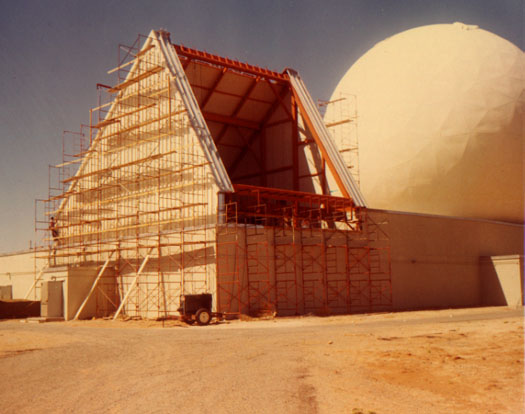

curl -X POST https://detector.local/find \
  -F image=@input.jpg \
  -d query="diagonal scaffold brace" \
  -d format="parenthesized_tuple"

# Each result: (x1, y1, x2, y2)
(112, 248, 153, 321)
(73, 251, 115, 320)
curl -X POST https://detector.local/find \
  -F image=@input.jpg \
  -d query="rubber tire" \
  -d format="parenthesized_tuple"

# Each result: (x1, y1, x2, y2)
(184, 318, 195, 325)
(195, 308, 212, 326)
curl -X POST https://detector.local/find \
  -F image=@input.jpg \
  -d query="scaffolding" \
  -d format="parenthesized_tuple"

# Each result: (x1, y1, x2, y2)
(34, 30, 390, 319)
(216, 185, 391, 316)
(36, 33, 218, 319)
(321, 93, 361, 186)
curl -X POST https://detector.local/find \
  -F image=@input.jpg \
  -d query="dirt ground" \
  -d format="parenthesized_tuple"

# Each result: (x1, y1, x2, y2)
(0, 306, 523, 414)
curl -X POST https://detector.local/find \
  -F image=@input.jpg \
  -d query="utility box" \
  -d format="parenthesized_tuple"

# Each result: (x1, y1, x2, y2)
(0, 285, 12, 300)
(41, 281, 63, 317)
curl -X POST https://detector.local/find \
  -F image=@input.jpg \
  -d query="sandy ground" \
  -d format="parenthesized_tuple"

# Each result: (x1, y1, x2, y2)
(0, 306, 523, 414)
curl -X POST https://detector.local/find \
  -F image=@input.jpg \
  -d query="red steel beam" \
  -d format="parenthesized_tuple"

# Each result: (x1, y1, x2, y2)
(231, 76, 260, 118)
(232, 184, 353, 204)
(227, 83, 290, 176)
(173, 44, 288, 82)
(200, 67, 227, 110)
(259, 129, 267, 187)
(189, 82, 273, 106)
(203, 111, 259, 130)
(289, 87, 350, 199)
(231, 126, 264, 171)
(291, 94, 299, 191)
(267, 78, 293, 120)
(206, 75, 260, 146)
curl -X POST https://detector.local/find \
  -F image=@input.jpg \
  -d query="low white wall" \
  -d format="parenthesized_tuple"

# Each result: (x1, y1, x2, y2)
(371, 209, 524, 311)
(0, 250, 48, 300)
(480, 255, 524, 306)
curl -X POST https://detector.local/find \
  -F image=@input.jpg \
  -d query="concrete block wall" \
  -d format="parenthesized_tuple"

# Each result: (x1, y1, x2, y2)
(216, 224, 392, 316)
(370, 209, 524, 311)
(1, 212, 523, 318)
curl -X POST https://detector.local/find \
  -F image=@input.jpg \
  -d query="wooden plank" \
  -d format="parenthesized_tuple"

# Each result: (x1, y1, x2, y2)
(108, 65, 164, 93)
(54, 158, 82, 168)
(325, 119, 352, 128)
(94, 103, 156, 129)
(106, 46, 157, 74)
(24, 265, 48, 300)
(203, 111, 259, 130)
(89, 109, 186, 143)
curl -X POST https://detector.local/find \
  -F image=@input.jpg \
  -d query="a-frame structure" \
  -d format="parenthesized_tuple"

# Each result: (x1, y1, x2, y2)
(38, 30, 390, 319)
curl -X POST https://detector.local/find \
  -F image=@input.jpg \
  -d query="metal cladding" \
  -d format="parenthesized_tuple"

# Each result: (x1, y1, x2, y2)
(325, 23, 524, 223)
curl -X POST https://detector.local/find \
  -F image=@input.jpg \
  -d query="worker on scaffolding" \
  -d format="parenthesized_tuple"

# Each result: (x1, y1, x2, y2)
(49, 216, 59, 265)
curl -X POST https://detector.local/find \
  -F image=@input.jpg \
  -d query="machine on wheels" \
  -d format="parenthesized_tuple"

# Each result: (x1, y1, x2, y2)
(177, 293, 222, 326)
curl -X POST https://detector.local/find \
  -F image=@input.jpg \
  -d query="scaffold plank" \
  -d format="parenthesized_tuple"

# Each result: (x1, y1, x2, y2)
(108, 65, 164, 93)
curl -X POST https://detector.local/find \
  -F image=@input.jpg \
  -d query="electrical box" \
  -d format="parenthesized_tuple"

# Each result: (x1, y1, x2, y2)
(41, 280, 63, 317)
(0, 285, 12, 300)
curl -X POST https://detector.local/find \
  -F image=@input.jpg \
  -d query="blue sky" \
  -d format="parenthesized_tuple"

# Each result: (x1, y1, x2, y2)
(0, 0, 522, 253)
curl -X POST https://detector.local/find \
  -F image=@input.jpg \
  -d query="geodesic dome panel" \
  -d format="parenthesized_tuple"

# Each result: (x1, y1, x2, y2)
(325, 23, 524, 223)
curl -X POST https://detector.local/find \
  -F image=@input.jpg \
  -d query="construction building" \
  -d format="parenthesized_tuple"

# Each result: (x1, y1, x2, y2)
(25, 30, 390, 320)
(1, 28, 522, 320)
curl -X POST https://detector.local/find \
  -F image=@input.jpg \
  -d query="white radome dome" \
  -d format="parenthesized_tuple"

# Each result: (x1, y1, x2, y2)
(325, 23, 524, 223)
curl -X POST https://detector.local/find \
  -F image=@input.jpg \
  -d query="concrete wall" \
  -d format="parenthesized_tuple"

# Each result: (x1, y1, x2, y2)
(480, 255, 523, 306)
(370, 209, 524, 311)
(2, 212, 523, 317)
(0, 250, 49, 300)
(0, 250, 116, 319)
(65, 265, 118, 320)
(216, 223, 391, 316)
(0, 232, 218, 320)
